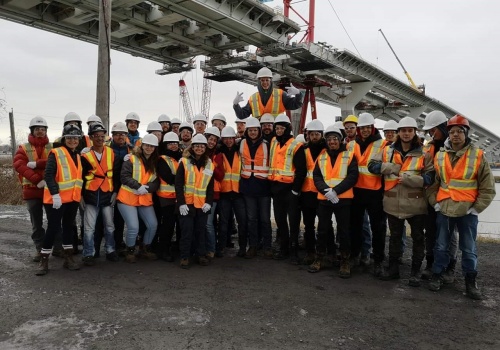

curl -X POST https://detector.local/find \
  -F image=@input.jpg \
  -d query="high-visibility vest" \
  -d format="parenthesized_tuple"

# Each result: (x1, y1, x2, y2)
(423, 143, 435, 155)
(43, 147, 83, 204)
(126, 136, 142, 148)
(353, 139, 386, 190)
(20, 142, 52, 186)
(436, 148, 482, 203)
(82, 146, 114, 193)
(249, 88, 286, 118)
(181, 158, 214, 208)
(239, 139, 269, 179)
(220, 152, 241, 193)
(382, 147, 425, 191)
(157, 156, 178, 199)
(268, 137, 302, 183)
(116, 155, 155, 206)
(316, 150, 355, 200)
(302, 147, 326, 192)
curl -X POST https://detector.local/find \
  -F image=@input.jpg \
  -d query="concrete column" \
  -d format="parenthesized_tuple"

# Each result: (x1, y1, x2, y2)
(339, 82, 374, 117)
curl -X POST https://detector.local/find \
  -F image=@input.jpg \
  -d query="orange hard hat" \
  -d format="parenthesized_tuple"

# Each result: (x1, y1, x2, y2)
(447, 114, 470, 130)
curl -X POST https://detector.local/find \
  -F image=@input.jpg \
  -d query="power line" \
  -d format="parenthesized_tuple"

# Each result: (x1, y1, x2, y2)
(326, 0, 362, 57)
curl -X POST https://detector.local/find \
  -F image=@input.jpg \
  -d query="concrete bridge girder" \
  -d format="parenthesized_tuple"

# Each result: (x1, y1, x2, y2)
(339, 81, 374, 118)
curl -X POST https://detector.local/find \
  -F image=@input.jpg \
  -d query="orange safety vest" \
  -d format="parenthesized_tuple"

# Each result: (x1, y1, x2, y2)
(435, 148, 482, 203)
(20, 142, 52, 186)
(220, 152, 241, 193)
(82, 146, 114, 193)
(116, 155, 155, 206)
(302, 148, 326, 193)
(239, 139, 269, 179)
(382, 147, 425, 191)
(269, 137, 302, 183)
(157, 156, 178, 199)
(43, 147, 83, 204)
(125, 136, 142, 148)
(423, 143, 435, 155)
(181, 158, 214, 208)
(249, 88, 286, 118)
(353, 139, 386, 190)
(316, 150, 355, 200)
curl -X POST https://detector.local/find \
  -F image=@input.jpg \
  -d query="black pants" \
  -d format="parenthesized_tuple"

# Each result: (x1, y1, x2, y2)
(179, 208, 208, 259)
(387, 213, 426, 264)
(300, 193, 318, 253)
(159, 204, 176, 253)
(217, 196, 247, 253)
(42, 202, 79, 251)
(424, 205, 437, 260)
(317, 203, 350, 254)
(272, 191, 301, 253)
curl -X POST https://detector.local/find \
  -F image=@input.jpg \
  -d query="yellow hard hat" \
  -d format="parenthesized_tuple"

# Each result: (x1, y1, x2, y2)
(343, 115, 358, 125)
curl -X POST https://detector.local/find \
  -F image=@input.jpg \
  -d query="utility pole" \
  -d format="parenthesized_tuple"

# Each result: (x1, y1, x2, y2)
(96, 0, 112, 130)
(9, 109, 16, 161)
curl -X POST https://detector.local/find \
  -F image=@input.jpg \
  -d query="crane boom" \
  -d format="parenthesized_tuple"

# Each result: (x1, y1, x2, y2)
(179, 79, 194, 123)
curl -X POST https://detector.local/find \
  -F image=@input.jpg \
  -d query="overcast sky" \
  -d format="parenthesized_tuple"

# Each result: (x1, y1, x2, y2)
(1, 0, 499, 144)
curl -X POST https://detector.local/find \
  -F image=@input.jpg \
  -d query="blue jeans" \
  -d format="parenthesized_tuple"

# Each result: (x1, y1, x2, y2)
(244, 195, 272, 250)
(217, 196, 247, 253)
(117, 204, 158, 247)
(433, 212, 478, 275)
(205, 201, 217, 253)
(83, 204, 115, 257)
(361, 211, 372, 257)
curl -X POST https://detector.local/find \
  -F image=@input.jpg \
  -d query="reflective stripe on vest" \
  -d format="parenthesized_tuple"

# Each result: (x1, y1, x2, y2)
(220, 152, 241, 193)
(182, 158, 214, 208)
(423, 143, 435, 156)
(436, 148, 482, 203)
(302, 148, 325, 192)
(316, 150, 354, 200)
(157, 156, 178, 199)
(20, 142, 52, 186)
(382, 147, 425, 191)
(116, 155, 155, 206)
(354, 139, 386, 190)
(239, 139, 269, 179)
(249, 88, 285, 118)
(82, 146, 114, 193)
(43, 147, 83, 204)
(269, 138, 301, 183)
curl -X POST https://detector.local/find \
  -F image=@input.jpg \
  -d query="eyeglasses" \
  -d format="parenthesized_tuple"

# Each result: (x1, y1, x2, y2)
(449, 129, 465, 135)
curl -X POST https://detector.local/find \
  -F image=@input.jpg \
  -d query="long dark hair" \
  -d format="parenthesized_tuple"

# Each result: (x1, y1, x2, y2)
(133, 144, 159, 174)
(394, 134, 422, 148)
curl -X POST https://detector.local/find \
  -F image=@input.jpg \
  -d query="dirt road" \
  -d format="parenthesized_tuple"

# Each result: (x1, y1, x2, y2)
(0, 204, 499, 350)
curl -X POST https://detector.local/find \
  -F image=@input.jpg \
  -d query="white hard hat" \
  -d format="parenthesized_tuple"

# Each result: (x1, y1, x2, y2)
(274, 114, 290, 124)
(125, 112, 140, 123)
(111, 122, 128, 133)
(245, 117, 261, 129)
(383, 120, 398, 131)
(357, 113, 375, 127)
(333, 121, 345, 130)
(191, 134, 208, 145)
(235, 117, 247, 124)
(146, 121, 162, 132)
(64, 112, 81, 124)
(397, 116, 418, 129)
(422, 110, 447, 130)
(193, 113, 208, 124)
(295, 134, 306, 143)
(204, 126, 221, 139)
(306, 119, 324, 132)
(179, 122, 194, 133)
(158, 114, 171, 123)
(221, 126, 237, 138)
(170, 117, 182, 125)
(260, 114, 275, 124)
(29, 116, 48, 128)
(163, 131, 180, 143)
(142, 134, 159, 147)
(257, 67, 273, 79)
(87, 114, 102, 125)
(324, 125, 343, 139)
(211, 113, 227, 124)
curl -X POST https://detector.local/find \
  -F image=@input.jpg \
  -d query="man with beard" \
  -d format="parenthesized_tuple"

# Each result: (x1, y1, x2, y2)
(179, 122, 194, 151)
(260, 113, 276, 143)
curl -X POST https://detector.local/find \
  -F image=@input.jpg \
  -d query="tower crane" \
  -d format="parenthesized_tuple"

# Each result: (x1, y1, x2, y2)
(179, 71, 194, 123)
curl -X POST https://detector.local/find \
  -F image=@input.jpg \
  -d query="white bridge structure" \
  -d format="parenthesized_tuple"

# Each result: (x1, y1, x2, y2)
(1, 0, 499, 160)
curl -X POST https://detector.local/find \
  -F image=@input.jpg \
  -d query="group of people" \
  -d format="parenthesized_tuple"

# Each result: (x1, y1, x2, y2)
(13, 67, 495, 301)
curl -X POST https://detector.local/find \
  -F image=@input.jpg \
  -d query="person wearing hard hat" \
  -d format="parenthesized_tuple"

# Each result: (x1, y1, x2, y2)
(238, 117, 273, 258)
(125, 112, 142, 147)
(343, 115, 358, 143)
(170, 118, 182, 135)
(116, 134, 160, 263)
(211, 113, 227, 131)
(193, 113, 208, 135)
(158, 114, 171, 134)
(178, 122, 194, 151)
(175, 134, 215, 269)
(87, 114, 103, 126)
(35, 124, 84, 275)
(269, 114, 307, 263)
(13, 116, 52, 263)
(368, 117, 434, 286)
(233, 67, 303, 120)
(235, 118, 246, 139)
(310, 126, 358, 277)
(300, 119, 328, 265)
(348, 112, 387, 277)
(146, 121, 163, 144)
(333, 121, 347, 140)
(80, 123, 120, 266)
(53, 112, 91, 152)
(426, 115, 495, 300)
(260, 113, 275, 143)
(382, 120, 398, 144)
(156, 132, 183, 262)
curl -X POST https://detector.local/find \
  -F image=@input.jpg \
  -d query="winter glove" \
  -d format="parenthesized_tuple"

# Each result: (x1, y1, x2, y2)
(233, 91, 244, 105)
(52, 194, 62, 209)
(123, 154, 131, 162)
(434, 203, 441, 212)
(179, 204, 189, 216)
(467, 207, 479, 216)
(202, 203, 212, 213)
(27, 161, 36, 169)
(285, 83, 300, 96)
(135, 185, 149, 195)
(80, 147, 91, 155)
(291, 190, 299, 196)
(36, 180, 46, 189)
(110, 193, 117, 207)
(324, 189, 339, 204)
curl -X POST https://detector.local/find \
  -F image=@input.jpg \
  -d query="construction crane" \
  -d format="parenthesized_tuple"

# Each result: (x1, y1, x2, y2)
(179, 71, 194, 123)
(200, 72, 212, 120)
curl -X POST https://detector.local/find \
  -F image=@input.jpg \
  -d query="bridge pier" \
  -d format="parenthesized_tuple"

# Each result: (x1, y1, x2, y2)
(340, 82, 374, 118)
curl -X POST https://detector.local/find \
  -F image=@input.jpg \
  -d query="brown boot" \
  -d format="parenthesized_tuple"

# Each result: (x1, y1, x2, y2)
(339, 252, 351, 279)
(35, 253, 50, 276)
(32, 247, 42, 263)
(139, 245, 158, 260)
(63, 249, 80, 270)
(125, 246, 137, 263)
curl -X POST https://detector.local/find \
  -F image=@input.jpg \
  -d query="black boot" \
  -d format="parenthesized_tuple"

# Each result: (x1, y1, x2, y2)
(409, 261, 422, 287)
(373, 261, 384, 278)
(465, 272, 482, 300)
(421, 255, 434, 280)
(380, 259, 400, 280)
(428, 273, 443, 292)
(289, 245, 300, 265)
(35, 253, 50, 276)
(442, 258, 457, 284)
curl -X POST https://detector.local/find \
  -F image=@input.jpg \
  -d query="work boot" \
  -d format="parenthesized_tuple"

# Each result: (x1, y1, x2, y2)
(82, 256, 95, 266)
(373, 261, 384, 277)
(421, 255, 434, 280)
(206, 252, 215, 262)
(245, 247, 257, 259)
(465, 272, 482, 300)
(273, 249, 289, 260)
(339, 252, 351, 279)
(35, 253, 50, 276)
(428, 273, 443, 292)
(161, 246, 175, 262)
(198, 256, 210, 266)
(302, 252, 316, 265)
(52, 248, 64, 258)
(289, 246, 300, 265)
(379, 259, 400, 280)
(262, 249, 273, 259)
(359, 254, 371, 267)
(308, 255, 323, 273)
(63, 249, 80, 270)
(409, 262, 422, 287)
(106, 251, 120, 262)
(125, 246, 137, 263)
(180, 258, 190, 269)
(139, 245, 158, 260)
(442, 258, 457, 284)
(322, 254, 336, 268)
(32, 247, 42, 263)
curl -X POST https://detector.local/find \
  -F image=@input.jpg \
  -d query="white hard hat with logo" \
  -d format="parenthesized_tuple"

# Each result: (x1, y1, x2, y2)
(111, 122, 128, 133)
(29, 116, 48, 128)
(125, 112, 140, 123)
